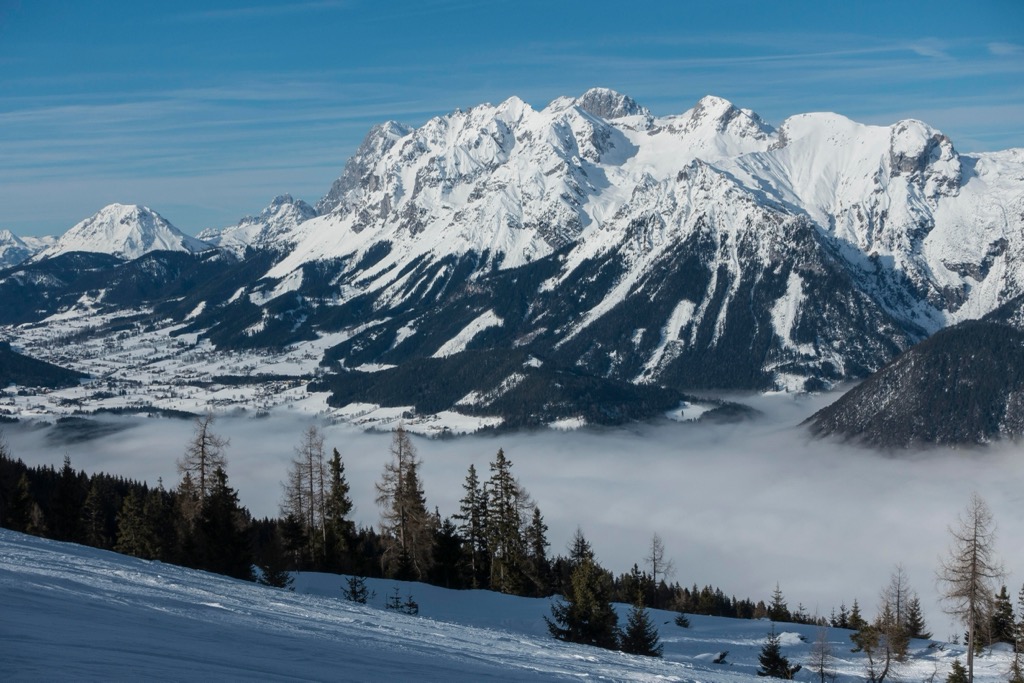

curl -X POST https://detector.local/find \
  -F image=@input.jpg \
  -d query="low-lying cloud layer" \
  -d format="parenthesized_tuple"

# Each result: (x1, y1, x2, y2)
(4, 391, 1022, 638)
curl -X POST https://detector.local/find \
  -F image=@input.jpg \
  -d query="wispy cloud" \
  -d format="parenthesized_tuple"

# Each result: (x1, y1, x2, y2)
(174, 1, 350, 21)
(989, 41, 1024, 56)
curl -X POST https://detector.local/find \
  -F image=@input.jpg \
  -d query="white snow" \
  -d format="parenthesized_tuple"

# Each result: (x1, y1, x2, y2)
(2, 529, 1015, 682)
(432, 310, 503, 358)
(34, 203, 209, 261)
(638, 299, 696, 382)
(770, 272, 815, 355)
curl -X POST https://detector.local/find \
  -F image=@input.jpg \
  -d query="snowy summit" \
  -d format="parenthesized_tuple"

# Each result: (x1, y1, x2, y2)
(33, 204, 209, 261)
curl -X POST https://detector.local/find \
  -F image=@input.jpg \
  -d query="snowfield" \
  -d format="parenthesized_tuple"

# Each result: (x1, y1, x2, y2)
(1, 529, 1016, 682)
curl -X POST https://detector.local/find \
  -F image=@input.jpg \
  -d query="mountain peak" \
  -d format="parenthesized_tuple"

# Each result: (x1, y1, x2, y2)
(33, 203, 209, 262)
(686, 95, 773, 138)
(316, 121, 413, 215)
(574, 87, 648, 119)
(199, 195, 317, 255)
(0, 229, 33, 269)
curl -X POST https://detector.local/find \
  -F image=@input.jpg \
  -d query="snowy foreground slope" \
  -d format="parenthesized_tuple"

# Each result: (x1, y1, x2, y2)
(1, 530, 1014, 682)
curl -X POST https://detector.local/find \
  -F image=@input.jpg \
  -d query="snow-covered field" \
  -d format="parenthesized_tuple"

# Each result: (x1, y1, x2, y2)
(2, 529, 1016, 682)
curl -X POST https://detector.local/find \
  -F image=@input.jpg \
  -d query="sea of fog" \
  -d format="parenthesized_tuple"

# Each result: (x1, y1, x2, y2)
(3, 390, 1022, 639)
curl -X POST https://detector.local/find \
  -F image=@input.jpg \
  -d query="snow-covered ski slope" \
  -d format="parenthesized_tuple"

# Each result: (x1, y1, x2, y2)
(1, 530, 1015, 681)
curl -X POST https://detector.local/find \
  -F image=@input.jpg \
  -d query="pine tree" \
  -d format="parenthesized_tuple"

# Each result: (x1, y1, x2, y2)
(991, 585, 1016, 645)
(485, 449, 526, 594)
(143, 483, 174, 562)
(196, 467, 252, 580)
(51, 455, 84, 542)
(832, 603, 850, 630)
(757, 625, 801, 679)
(453, 463, 489, 589)
(323, 447, 354, 571)
(257, 527, 293, 590)
(429, 514, 464, 589)
(115, 490, 154, 558)
(6, 472, 33, 533)
(849, 598, 868, 633)
(546, 553, 619, 650)
(342, 575, 374, 604)
(375, 425, 432, 580)
(523, 505, 551, 596)
(947, 659, 969, 683)
(620, 589, 663, 657)
(80, 479, 112, 549)
(906, 595, 932, 640)
(768, 583, 790, 622)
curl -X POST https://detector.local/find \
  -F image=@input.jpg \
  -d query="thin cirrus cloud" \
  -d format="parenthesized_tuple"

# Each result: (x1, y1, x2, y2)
(173, 1, 351, 22)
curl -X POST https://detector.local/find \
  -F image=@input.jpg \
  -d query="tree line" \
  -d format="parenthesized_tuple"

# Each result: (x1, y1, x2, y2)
(1, 419, 1022, 677)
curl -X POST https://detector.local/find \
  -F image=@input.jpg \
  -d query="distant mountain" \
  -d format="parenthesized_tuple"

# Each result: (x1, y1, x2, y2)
(0, 230, 34, 269)
(805, 297, 1024, 447)
(198, 194, 317, 257)
(32, 204, 209, 261)
(2, 88, 1024, 428)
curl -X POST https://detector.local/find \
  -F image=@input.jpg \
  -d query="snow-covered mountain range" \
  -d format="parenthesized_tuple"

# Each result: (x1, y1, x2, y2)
(2, 88, 1023, 428)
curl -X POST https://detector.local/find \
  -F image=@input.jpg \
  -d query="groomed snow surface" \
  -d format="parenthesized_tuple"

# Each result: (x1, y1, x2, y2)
(2, 530, 1015, 682)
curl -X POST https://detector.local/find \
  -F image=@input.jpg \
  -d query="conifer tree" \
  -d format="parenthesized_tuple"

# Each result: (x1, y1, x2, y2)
(143, 483, 174, 562)
(81, 479, 112, 549)
(620, 588, 663, 657)
(429, 514, 464, 589)
(196, 467, 252, 580)
(323, 447, 354, 570)
(51, 455, 84, 542)
(375, 425, 432, 580)
(947, 659, 968, 683)
(848, 598, 868, 633)
(768, 583, 790, 622)
(545, 553, 619, 650)
(523, 505, 551, 596)
(453, 463, 488, 588)
(905, 595, 931, 640)
(991, 585, 1016, 645)
(256, 527, 293, 590)
(342, 575, 373, 604)
(485, 449, 526, 594)
(832, 602, 850, 630)
(6, 472, 33, 533)
(115, 490, 154, 558)
(757, 625, 801, 679)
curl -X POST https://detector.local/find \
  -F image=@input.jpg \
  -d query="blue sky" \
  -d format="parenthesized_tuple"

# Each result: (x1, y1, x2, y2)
(1, 0, 1022, 237)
